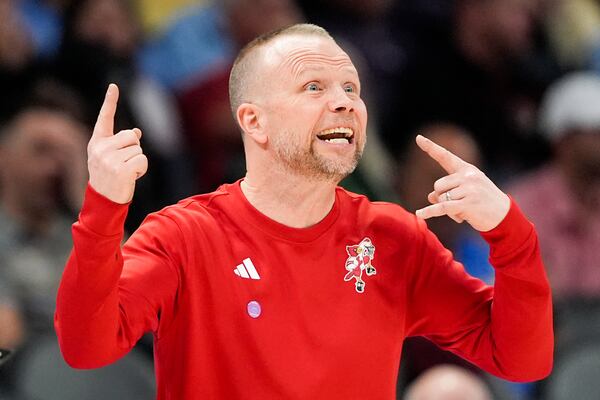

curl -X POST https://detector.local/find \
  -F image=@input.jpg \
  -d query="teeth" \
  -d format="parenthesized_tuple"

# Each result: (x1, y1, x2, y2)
(325, 138, 349, 144)
(318, 127, 354, 137)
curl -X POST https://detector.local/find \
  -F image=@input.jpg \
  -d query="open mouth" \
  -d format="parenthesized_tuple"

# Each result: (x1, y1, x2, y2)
(316, 127, 354, 144)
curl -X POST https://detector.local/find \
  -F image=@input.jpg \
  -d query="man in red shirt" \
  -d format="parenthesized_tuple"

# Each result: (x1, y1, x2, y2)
(55, 24, 553, 399)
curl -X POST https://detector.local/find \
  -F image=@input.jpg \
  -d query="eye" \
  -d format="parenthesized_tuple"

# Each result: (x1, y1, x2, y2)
(305, 82, 320, 92)
(344, 84, 356, 94)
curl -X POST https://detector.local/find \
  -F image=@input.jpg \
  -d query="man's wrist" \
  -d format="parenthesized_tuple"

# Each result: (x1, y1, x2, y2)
(78, 183, 130, 237)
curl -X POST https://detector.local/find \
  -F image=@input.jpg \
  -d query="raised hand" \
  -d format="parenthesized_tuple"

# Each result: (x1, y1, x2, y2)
(87, 84, 148, 204)
(414, 135, 510, 232)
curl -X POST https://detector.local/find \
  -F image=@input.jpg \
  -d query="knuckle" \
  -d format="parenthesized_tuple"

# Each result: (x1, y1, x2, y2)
(466, 166, 482, 177)
(463, 169, 479, 182)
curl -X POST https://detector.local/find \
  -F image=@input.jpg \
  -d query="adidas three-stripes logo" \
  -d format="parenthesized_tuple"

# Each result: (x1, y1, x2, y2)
(234, 258, 260, 280)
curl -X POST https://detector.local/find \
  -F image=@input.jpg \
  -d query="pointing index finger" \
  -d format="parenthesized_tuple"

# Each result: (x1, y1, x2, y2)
(415, 134, 469, 174)
(93, 83, 119, 138)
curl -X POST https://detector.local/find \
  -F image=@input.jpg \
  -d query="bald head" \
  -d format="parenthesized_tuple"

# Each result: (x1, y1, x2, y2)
(228, 23, 333, 122)
(404, 365, 493, 400)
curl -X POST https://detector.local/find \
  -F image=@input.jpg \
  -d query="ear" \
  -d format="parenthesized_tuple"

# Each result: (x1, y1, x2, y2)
(237, 103, 268, 145)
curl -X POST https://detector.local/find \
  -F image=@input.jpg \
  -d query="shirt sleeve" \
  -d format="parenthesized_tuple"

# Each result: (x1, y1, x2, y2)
(404, 198, 553, 382)
(54, 184, 181, 368)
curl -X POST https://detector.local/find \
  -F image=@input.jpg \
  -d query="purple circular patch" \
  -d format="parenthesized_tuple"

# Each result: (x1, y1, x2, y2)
(247, 300, 261, 318)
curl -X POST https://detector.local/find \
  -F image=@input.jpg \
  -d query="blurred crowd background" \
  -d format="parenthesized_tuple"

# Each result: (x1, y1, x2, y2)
(1, 0, 600, 399)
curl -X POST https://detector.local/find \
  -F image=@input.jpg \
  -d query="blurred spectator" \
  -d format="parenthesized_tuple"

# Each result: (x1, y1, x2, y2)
(380, 0, 561, 179)
(0, 81, 88, 392)
(0, 81, 87, 337)
(508, 72, 600, 299)
(54, 0, 193, 231)
(403, 364, 494, 400)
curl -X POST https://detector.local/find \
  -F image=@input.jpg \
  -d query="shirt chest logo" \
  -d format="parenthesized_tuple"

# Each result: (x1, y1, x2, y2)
(343, 237, 376, 293)
(234, 258, 261, 280)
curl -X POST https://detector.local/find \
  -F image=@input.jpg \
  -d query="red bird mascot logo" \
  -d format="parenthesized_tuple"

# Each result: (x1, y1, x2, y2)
(344, 238, 376, 293)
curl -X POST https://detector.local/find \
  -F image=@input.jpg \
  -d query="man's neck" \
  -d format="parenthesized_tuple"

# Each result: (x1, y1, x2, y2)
(241, 169, 338, 229)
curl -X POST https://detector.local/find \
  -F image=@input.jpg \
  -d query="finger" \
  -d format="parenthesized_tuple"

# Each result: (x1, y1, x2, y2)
(433, 174, 461, 195)
(415, 135, 469, 174)
(93, 84, 119, 138)
(125, 153, 148, 180)
(415, 200, 461, 220)
(133, 127, 142, 140)
(429, 186, 467, 204)
(116, 144, 143, 162)
(428, 191, 438, 204)
(111, 129, 140, 149)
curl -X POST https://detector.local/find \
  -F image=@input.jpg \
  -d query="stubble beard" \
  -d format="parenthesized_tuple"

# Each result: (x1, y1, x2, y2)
(272, 129, 364, 183)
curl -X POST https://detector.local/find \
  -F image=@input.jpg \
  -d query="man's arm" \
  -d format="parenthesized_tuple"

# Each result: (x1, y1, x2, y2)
(55, 85, 179, 368)
(405, 136, 553, 382)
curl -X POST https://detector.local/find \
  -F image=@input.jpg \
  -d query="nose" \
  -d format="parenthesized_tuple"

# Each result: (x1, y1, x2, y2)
(328, 86, 354, 113)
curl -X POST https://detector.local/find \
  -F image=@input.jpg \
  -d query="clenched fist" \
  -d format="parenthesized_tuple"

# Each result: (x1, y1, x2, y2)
(87, 84, 148, 204)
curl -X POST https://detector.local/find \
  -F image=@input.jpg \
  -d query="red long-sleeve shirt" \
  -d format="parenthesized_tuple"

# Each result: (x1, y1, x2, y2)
(55, 180, 553, 399)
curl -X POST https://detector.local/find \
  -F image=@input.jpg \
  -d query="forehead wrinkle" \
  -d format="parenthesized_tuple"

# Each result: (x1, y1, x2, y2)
(285, 54, 356, 81)
(271, 41, 349, 68)
(290, 54, 352, 77)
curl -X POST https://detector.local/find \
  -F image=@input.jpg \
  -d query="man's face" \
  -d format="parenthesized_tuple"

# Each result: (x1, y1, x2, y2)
(0, 110, 85, 213)
(256, 35, 368, 182)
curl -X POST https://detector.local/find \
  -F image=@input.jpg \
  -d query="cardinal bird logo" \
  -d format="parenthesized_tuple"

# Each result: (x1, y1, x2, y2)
(343, 237, 376, 293)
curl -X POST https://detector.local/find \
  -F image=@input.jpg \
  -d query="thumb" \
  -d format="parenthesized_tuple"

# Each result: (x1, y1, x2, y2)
(92, 83, 119, 138)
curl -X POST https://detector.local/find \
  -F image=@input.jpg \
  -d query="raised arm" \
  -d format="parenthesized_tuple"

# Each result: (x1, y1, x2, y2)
(55, 85, 179, 368)
(406, 135, 553, 381)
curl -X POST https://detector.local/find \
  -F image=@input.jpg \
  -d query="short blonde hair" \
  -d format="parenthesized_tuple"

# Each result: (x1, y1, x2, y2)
(228, 23, 332, 121)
